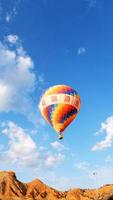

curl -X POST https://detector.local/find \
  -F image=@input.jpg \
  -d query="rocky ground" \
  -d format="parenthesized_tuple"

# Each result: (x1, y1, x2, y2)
(0, 171, 113, 200)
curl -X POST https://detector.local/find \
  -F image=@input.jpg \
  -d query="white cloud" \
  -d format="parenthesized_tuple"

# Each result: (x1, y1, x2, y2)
(50, 141, 64, 151)
(45, 153, 65, 167)
(1, 121, 39, 168)
(0, 35, 46, 125)
(105, 155, 113, 163)
(75, 161, 90, 171)
(5, 8, 17, 23)
(0, 121, 65, 169)
(6, 34, 19, 44)
(0, 36, 36, 118)
(5, 0, 24, 23)
(6, 14, 11, 23)
(0, 83, 12, 111)
(38, 75, 45, 84)
(77, 47, 86, 55)
(91, 116, 113, 151)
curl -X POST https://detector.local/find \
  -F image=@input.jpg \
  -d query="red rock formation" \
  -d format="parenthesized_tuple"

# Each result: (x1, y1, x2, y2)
(0, 171, 113, 200)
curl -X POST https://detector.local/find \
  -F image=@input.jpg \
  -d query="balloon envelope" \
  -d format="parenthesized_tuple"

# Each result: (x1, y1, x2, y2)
(39, 85, 81, 138)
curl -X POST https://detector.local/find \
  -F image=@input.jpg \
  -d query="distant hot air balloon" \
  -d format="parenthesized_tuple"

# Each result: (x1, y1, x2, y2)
(39, 85, 81, 139)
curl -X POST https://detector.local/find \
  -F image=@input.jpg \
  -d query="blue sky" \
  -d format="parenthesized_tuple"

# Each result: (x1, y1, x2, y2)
(0, 0, 113, 190)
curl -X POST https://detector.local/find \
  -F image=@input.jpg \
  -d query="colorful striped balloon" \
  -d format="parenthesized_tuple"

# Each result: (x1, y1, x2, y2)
(39, 85, 81, 139)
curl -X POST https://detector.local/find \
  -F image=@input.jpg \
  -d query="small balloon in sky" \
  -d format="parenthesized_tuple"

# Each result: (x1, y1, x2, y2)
(39, 85, 81, 140)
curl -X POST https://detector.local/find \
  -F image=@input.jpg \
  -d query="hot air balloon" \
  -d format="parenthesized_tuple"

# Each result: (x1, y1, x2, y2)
(39, 85, 81, 139)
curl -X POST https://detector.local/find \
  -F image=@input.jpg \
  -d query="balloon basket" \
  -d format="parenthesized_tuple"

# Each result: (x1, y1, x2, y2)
(58, 133, 63, 140)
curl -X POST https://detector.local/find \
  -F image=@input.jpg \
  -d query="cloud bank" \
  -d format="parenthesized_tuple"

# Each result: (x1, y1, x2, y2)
(92, 116, 113, 151)
(0, 121, 65, 169)
(0, 35, 37, 118)
(1, 121, 39, 168)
